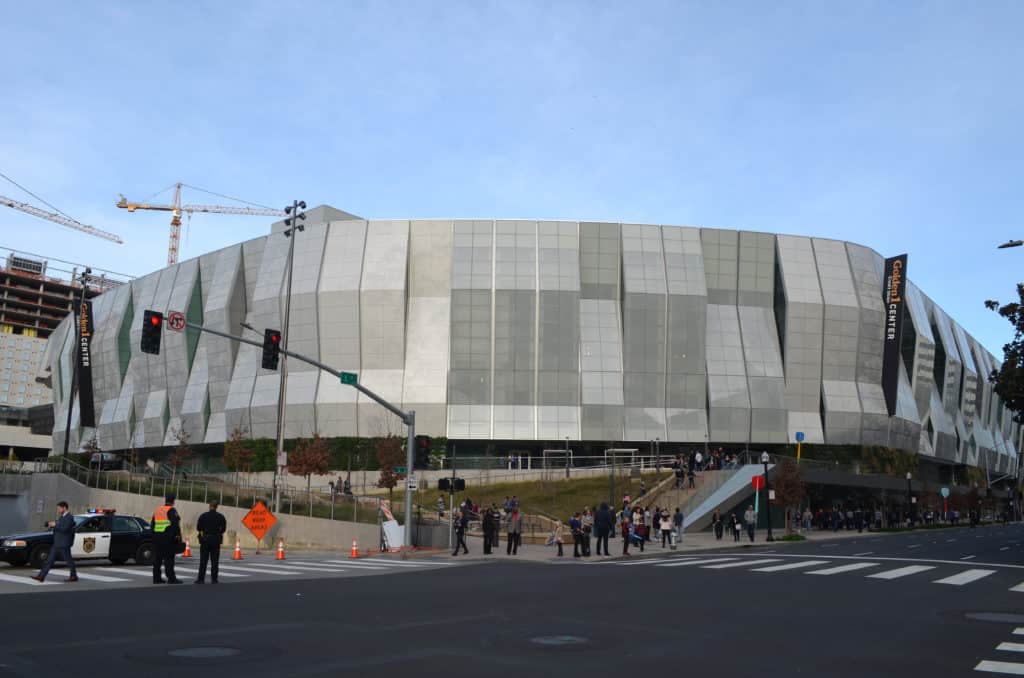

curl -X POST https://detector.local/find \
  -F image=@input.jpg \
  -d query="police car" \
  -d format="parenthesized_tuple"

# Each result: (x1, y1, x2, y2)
(0, 509, 156, 568)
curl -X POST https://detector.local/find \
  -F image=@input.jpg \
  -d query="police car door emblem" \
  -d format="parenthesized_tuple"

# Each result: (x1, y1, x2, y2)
(83, 537, 96, 554)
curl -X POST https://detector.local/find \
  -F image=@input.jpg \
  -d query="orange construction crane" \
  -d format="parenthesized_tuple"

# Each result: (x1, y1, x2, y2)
(117, 182, 286, 265)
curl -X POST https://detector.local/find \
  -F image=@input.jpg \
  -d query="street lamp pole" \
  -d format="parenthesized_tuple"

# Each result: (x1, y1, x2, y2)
(273, 200, 306, 512)
(565, 436, 570, 479)
(762, 451, 774, 542)
(906, 472, 913, 527)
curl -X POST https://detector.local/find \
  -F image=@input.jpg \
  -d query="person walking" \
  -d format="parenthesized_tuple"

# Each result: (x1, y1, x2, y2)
(570, 512, 583, 558)
(194, 500, 226, 584)
(505, 508, 523, 555)
(673, 507, 684, 548)
(621, 513, 632, 556)
(712, 508, 724, 540)
(554, 520, 565, 557)
(152, 494, 183, 584)
(743, 504, 757, 543)
(452, 510, 469, 556)
(31, 500, 77, 583)
(594, 502, 613, 556)
(687, 464, 696, 489)
(730, 513, 741, 542)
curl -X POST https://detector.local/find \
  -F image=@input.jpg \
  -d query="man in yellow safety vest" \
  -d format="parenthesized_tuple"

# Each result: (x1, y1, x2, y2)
(152, 494, 182, 584)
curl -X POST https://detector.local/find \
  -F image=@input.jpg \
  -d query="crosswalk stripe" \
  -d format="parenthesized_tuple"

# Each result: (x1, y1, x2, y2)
(238, 563, 351, 573)
(703, 559, 781, 570)
(976, 660, 1024, 674)
(279, 562, 359, 570)
(0, 572, 55, 586)
(100, 567, 163, 577)
(655, 557, 737, 568)
(752, 560, 829, 572)
(70, 572, 131, 583)
(1011, 583, 1024, 593)
(1013, 628, 1024, 636)
(997, 642, 1024, 653)
(807, 563, 879, 576)
(868, 565, 935, 580)
(215, 564, 301, 575)
(934, 569, 997, 586)
(168, 567, 248, 578)
(611, 558, 689, 566)
(324, 559, 445, 567)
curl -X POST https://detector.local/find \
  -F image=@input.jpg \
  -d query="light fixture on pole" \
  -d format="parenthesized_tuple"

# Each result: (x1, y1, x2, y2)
(762, 451, 774, 542)
(565, 436, 570, 479)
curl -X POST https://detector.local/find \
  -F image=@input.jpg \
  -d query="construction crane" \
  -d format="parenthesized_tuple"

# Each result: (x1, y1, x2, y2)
(117, 182, 286, 265)
(0, 171, 123, 244)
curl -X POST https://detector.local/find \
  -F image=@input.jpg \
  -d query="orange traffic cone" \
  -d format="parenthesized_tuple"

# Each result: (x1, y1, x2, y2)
(350, 538, 359, 558)
(276, 538, 286, 560)
(182, 538, 192, 558)
(232, 537, 243, 560)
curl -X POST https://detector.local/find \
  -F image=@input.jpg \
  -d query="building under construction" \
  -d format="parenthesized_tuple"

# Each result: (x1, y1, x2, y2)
(0, 251, 122, 457)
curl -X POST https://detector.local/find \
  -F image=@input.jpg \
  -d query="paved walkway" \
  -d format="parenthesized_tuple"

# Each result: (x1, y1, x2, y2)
(435, 525, 893, 564)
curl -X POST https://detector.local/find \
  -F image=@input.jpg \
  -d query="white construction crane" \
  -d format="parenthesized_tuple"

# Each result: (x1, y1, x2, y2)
(117, 182, 286, 265)
(1, 195, 124, 243)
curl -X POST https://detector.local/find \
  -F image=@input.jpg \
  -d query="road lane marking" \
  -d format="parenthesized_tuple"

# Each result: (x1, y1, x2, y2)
(947, 539, 957, 543)
(853, 552, 874, 556)
(610, 558, 693, 566)
(241, 563, 351, 573)
(1010, 583, 1024, 593)
(656, 557, 738, 568)
(1003, 547, 1012, 551)
(324, 559, 444, 568)
(293, 560, 388, 570)
(0, 572, 56, 586)
(962, 556, 977, 560)
(807, 563, 879, 575)
(751, 560, 829, 572)
(997, 643, 1024, 653)
(69, 572, 131, 583)
(976, 660, 1024, 674)
(934, 569, 997, 586)
(908, 544, 922, 549)
(1013, 628, 1024, 636)
(702, 559, 781, 569)
(868, 565, 935, 580)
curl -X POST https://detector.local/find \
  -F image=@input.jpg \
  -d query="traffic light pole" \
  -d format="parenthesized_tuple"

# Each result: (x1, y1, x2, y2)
(274, 202, 305, 513)
(182, 320, 418, 552)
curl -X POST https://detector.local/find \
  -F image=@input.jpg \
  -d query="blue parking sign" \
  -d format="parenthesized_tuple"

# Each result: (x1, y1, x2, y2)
(795, 431, 805, 443)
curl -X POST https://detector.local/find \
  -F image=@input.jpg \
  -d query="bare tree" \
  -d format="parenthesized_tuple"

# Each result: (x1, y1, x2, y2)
(223, 425, 253, 500)
(375, 435, 405, 504)
(772, 458, 806, 536)
(169, 427, 192, 484)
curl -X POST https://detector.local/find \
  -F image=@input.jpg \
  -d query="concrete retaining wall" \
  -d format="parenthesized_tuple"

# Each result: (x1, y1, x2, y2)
(17, 473, 381, 552)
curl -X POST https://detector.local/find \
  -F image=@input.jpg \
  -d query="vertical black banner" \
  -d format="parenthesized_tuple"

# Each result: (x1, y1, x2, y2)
(76, 299, 96, 428)
(881, 254, 908, 417)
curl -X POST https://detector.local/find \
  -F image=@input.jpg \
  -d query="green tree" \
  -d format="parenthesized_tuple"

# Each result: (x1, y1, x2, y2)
(985, 285, 1024, 422)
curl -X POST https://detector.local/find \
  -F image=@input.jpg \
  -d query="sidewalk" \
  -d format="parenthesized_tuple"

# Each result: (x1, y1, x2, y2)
(433, 525, 889, 564)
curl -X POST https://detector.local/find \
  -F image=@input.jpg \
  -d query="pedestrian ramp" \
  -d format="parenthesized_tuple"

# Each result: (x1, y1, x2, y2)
(602, 555, 1019, 592)
(683, 464, 772, 531)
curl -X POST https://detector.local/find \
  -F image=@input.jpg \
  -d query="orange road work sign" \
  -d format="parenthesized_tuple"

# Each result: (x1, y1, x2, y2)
(242, 501, 277, 542)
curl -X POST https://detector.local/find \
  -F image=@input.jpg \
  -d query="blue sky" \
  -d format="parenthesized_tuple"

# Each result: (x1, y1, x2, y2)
(1, 1, 1022, 354)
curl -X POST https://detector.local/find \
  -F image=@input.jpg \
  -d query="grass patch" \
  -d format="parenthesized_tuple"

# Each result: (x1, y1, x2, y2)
(395, 471, 671, 524)
(779, 533, 807, 542)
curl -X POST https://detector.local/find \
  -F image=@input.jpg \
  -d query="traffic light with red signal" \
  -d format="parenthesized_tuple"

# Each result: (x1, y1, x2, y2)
(262, 329, 281, 370)
(414, 435, 431, 470)
(141, 310, 163, 354)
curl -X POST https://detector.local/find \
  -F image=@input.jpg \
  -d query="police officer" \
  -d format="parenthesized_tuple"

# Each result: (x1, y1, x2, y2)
(452, 510, 469, 556)
(195, 500, 226, 584)
(152, 494, 182, 584)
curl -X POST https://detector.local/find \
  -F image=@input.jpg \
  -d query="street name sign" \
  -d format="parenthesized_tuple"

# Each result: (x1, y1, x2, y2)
(340, 372, 358, 385)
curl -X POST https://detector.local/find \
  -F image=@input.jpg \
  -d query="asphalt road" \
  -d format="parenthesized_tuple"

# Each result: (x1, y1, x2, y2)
(2, 524, 1023, 678)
